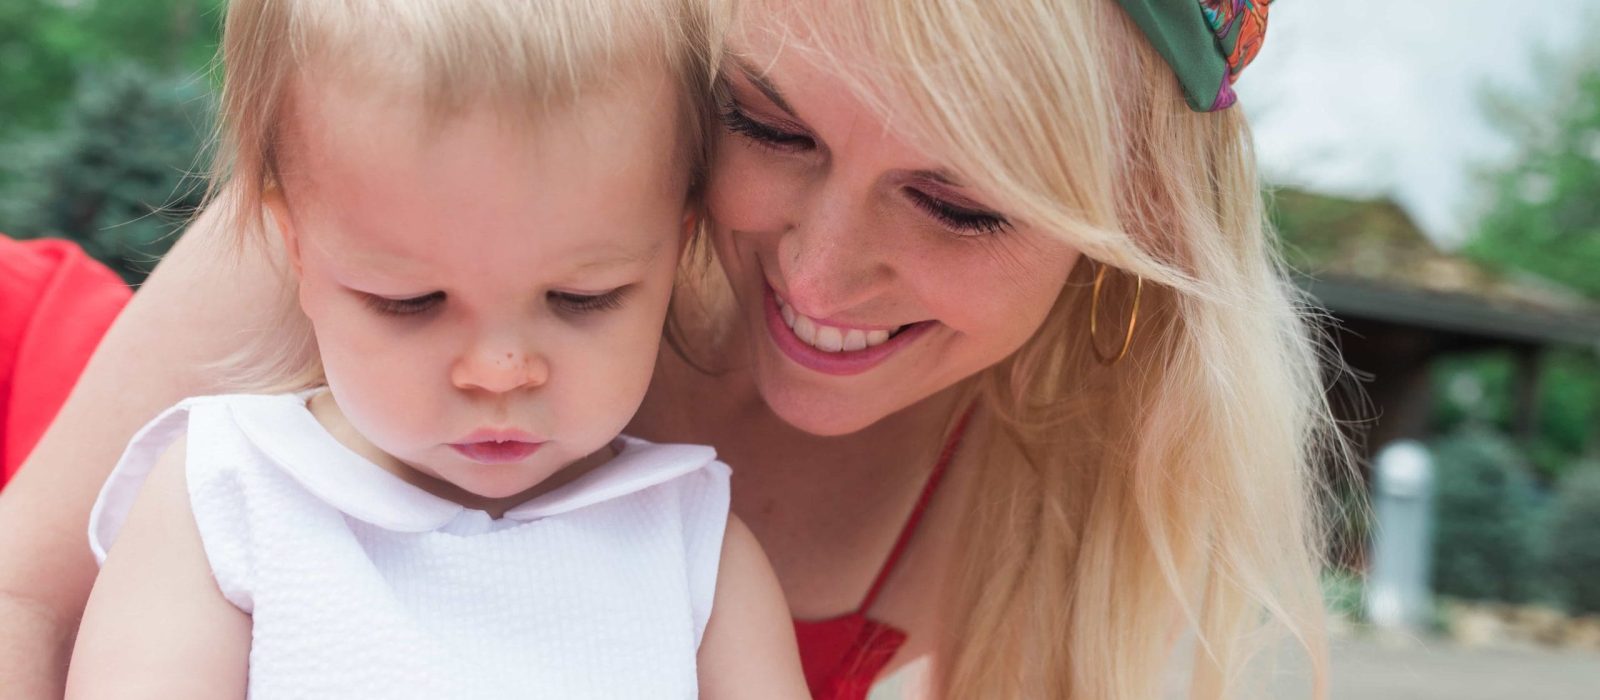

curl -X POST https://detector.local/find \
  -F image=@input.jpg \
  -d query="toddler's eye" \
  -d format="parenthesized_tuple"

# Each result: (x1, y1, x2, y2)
(364, 291, 445, 316)
(719, 102, 815, 152)
(549, 287, 628, 315)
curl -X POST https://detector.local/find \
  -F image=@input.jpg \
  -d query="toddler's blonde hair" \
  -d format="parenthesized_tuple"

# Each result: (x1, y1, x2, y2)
(207, 0, 717, 390)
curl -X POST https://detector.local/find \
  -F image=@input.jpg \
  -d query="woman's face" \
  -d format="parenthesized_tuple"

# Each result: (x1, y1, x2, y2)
(705, 24, 1084, 436)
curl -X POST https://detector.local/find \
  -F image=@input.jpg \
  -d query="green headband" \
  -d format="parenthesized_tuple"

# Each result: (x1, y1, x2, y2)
(1116, 0, 1273, 112)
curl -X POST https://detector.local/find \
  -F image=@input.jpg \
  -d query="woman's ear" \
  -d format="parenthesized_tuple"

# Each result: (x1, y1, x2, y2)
(262, 185, 303, 274)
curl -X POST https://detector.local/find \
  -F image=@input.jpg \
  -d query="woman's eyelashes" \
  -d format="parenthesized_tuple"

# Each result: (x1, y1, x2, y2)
(903, 187, 1011, 236)
(720, 98, 1011, 237)
(719, 101, 814, 152)
(360, 287, 629, 318)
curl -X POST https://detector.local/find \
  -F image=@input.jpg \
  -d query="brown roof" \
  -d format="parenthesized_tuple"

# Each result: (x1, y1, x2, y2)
(1270, 188, 1600, 345)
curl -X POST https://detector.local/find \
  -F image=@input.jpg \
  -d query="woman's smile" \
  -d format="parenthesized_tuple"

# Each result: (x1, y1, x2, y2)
(762, 281, 935, 376)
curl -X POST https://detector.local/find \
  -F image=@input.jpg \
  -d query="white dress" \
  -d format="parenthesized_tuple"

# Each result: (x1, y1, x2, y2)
(89, 393, 730, 699)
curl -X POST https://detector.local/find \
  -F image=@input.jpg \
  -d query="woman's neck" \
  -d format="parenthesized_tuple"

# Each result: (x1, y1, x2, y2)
(634, 343, 974, 618)
(634, 340, 968, 481)
(633, 343, 973, 576)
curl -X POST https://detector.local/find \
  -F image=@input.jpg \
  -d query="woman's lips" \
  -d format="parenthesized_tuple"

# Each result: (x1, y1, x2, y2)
(763, 283, 932, 376)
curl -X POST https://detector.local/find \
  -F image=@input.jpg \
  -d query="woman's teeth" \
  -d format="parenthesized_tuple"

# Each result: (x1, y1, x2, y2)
(778, 297, 895, 353)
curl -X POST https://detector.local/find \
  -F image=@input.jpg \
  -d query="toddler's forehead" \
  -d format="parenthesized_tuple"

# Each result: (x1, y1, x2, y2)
(277, 65, 687, 172)
(277, 70, 687, 275)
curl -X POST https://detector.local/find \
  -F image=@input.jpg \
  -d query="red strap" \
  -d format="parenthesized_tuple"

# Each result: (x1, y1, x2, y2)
(855, 406, 974, 615)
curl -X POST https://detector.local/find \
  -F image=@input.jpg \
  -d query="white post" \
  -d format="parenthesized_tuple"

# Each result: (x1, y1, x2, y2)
(1366, 439, 1435, 631)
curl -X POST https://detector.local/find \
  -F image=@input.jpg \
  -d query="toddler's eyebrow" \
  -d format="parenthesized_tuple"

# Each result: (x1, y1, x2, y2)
(571, 240, 664, 272)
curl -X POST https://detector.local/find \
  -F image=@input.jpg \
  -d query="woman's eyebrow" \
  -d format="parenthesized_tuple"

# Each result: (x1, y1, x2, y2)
(729, 56, 797, 118)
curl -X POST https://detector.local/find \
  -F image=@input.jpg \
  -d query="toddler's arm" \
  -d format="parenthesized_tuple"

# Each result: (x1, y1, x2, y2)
(697, 516, 811, 699)
(64, 435, 250, 699)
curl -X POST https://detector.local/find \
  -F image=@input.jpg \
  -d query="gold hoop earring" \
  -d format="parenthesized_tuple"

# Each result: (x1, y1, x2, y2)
(1089, 261, 1142, 366)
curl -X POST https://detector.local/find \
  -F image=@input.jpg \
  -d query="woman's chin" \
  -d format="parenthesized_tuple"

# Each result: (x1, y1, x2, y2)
(750, 366, 906, 437)
(769, 399, 883, 437)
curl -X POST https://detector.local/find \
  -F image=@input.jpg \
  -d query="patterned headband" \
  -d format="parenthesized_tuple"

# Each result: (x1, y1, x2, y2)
(1116, 0, 1272, 112)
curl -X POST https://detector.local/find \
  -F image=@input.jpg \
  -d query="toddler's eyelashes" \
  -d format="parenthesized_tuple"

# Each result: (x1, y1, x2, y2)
(363, 291, 446, 317)
(548, 287, 629, 315)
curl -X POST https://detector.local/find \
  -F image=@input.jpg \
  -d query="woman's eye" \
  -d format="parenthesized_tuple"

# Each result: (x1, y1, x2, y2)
(719, 103, 814, 152)
(549, 287, 628, 315)
(903, 187, 1011, 236)
(364, 291, 446, 317)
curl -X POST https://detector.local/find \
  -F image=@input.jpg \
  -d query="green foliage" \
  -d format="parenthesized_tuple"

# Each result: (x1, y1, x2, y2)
(1467, 44, 1600, 299)
(1538, 351, 1600, 458)
(0, 64, 213, 285)
(0, 0, 80, 137)
(1431, 352, 1517, 434)
(1321, 568, 1366, 622)
(1430, 429, 1541, 603)
(1542, 466, 1600, 614)
(0, 0, 221, 143)
(0, 0, 223, 268)
(1431, 349, 1600, 482)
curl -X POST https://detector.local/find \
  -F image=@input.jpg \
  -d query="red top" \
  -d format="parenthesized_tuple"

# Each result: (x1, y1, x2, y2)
(0, 235, 132, 488)
(793, 409, 971, 700)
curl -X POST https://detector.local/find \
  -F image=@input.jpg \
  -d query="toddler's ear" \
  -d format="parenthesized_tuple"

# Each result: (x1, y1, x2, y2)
(262, 185, 303, 273)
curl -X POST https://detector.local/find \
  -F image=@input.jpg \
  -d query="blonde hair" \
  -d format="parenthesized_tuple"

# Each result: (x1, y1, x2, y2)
(206, 0, 717, 391)
(693, 1, 1357, 697)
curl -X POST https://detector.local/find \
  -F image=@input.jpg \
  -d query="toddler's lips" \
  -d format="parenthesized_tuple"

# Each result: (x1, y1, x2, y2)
(449, 440, 543, 465)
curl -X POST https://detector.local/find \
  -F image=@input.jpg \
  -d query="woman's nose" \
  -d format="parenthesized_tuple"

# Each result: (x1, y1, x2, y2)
(450, 342, 550, 395)
(776, 194, 891, 317)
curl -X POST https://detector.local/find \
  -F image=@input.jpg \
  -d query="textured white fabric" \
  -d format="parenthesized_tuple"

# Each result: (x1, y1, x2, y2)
(90, 393, 731, 699)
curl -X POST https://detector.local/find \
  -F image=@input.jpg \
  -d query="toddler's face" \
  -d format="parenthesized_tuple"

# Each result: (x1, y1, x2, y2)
(269, 68, 689, 512)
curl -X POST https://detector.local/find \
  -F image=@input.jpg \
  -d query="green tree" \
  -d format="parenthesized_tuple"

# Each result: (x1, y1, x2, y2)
(0, 64, 213, 285)
(0, 0, 223, 283)
(1467, 44, 1600, 298)
(0, 0, 221, 143)
(0, 0, 80, 137)
(1449, 42, 1600, 483)
(1430, 349, 1600, 481)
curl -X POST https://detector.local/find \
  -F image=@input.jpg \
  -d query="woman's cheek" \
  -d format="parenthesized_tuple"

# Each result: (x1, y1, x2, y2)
(707, 144, 794, 233)
(926, 245, 1076, 348)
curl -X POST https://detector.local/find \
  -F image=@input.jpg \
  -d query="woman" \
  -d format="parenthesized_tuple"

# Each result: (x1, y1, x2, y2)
(0, 0, 1346, 697)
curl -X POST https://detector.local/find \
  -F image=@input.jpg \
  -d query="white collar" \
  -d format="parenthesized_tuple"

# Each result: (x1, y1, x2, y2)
(228, 393, 719, 533)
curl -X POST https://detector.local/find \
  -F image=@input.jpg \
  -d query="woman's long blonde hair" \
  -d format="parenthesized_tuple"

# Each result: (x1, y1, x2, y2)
(707, 1, 1357, 697)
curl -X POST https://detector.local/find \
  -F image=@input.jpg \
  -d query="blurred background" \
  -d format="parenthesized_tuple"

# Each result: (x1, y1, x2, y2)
(0, 0, 217, 284)
(1, 1, 1598, 697)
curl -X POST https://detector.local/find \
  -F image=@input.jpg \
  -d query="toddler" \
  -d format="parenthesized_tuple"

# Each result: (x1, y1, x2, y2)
(65, 1, 808, 698)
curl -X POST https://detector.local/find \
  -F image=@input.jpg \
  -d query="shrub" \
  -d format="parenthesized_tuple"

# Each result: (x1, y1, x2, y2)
(0, 63, 212, 285)
(1429, 429, 1540, 603)
(1542, 465, 1600, 614)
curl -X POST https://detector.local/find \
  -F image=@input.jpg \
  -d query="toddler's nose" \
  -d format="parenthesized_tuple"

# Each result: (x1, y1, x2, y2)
(451, 347, 549, 395)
